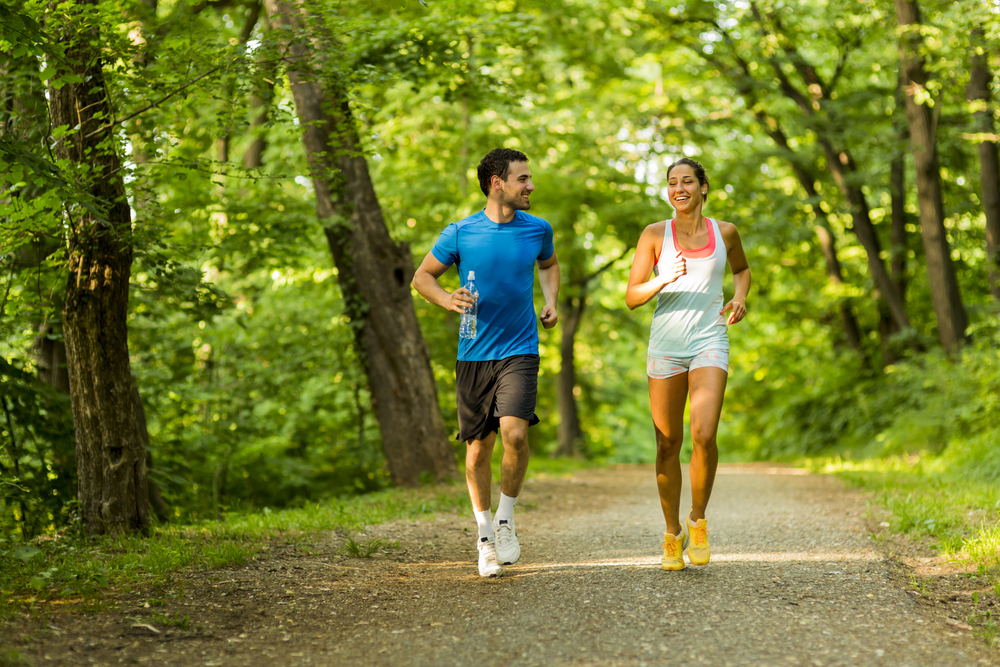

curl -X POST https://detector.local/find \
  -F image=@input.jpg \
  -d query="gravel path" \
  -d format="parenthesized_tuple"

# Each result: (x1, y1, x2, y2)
(5, 464, 995, 666)
(333, 465, 992, 667)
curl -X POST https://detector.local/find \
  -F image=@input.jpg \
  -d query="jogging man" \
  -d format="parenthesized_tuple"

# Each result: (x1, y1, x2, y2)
(412, 148, 560, 577)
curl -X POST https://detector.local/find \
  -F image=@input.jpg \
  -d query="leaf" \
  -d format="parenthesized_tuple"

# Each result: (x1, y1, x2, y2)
(130, 623, 161, 635)
(12, 546, 41, 562)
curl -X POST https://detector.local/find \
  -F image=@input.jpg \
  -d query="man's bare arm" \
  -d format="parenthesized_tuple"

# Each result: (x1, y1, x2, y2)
(411, 252, 476, 313)
(537, 252, 560, 329)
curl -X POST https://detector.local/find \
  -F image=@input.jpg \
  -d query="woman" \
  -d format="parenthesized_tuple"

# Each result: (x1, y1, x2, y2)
(626, 157, 751, 571)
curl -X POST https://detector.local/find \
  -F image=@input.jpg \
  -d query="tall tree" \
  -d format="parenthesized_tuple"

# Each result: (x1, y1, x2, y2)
(709, 48, 866, 353)
(968, 27, 1000, 301)
(46, 1, 151, 535)
(554, 251, 628, 457)
(894, 0, 968, 354)
(744, 3, 913, 336)
(264, 0, 455, 485)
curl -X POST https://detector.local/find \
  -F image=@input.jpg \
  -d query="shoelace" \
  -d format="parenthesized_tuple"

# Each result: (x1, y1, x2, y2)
(663, 537, 679, 557)
(692, 524, 708, 546)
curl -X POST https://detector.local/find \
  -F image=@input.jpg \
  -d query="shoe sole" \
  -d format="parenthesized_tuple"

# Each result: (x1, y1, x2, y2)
(661, 562, 685, 571)
(688, 556, 710, 566)
(499, 551, 520, 565)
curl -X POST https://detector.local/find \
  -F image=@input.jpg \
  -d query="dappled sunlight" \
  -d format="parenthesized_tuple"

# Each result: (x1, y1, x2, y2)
(402, 550, 869, 577)
(716, 466, 809, 475)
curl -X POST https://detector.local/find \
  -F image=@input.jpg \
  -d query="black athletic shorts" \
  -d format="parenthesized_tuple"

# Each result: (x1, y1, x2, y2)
(455, 354, 540, 443)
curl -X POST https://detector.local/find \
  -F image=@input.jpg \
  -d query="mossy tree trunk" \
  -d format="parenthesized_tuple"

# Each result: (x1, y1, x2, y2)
(47, 1, 150, 536)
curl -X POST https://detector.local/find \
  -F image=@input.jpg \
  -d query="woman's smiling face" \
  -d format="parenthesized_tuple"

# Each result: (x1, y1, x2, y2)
(667, 163, 705, 213)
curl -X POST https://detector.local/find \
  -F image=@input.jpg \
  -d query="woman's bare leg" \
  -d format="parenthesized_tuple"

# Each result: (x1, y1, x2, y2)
(687, 367, 727, 522)
(649, 373, 689, 536)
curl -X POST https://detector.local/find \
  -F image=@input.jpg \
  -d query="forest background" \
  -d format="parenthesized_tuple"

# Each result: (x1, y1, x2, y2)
(0, 0, 998, 588)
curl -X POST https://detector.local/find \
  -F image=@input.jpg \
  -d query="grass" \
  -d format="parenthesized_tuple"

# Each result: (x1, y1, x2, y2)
(810, 454, 1000, 647)
(0, 650, 31, 667)
(810, 455, 1000, 561)
(0, 481, 472, 620)
(1, 454, 594, 620)
(337, 536, 399, 558)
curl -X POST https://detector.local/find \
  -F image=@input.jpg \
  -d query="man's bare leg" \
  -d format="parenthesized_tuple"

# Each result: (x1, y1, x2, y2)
(467, 432, 503, 576)
(492, 416, 530, 565)
(466, 432, 497, 512)
(498, 416, 530, 497)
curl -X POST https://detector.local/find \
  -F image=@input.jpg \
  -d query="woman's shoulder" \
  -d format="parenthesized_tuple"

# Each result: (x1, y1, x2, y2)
(714, 219, 740, 239)
(640, 220, 668, 240)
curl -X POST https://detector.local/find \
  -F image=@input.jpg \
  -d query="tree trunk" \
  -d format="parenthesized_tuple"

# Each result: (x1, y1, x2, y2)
(243, 15, 276, 171)
(754, 115, 865, 351)
(895, 0, 968, 355)
(737, 14, 913, 335)
(265, 0, 455, 486)
(968, 27, 1000, 301)
(47, 3, 150, 536)
(709, 49, 871, 351)
(881, 77, 912, 365)
(131, 376, 169, 523)
(554, 294, 584, 458)
(813, 141, 912, 335)
(35, 320, 70, 395)
(890, 151, 909, 298)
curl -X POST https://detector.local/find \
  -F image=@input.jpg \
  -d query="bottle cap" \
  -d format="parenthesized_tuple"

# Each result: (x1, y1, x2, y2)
(467, 271, 476, 281)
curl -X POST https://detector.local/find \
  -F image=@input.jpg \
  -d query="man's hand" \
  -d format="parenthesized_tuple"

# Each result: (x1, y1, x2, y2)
(540, 304, 558, 329)
(448, 287, 477, 314)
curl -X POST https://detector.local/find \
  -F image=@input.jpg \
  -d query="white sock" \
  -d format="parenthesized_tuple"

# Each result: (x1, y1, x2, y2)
(495, 492, 517, 525)
(474, 508, 493, 541)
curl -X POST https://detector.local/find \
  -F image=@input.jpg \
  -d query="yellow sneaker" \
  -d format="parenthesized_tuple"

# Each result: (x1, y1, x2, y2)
(661, 532, 685, 571)
(685, 516, 710, 566)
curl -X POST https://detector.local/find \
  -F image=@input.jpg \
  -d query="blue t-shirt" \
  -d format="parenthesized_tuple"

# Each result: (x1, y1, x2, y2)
(432, 210, 555, 361)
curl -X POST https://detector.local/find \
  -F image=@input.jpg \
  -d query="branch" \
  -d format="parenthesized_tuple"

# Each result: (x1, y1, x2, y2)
(748, 2, 822, 112)
(828, 29, 862, 95)
(83, 55, 286, 139)
(576, 246, 632, 288)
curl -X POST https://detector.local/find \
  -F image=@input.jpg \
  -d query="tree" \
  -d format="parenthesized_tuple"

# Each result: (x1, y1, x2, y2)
(746, 2, 913, 336)
(264, 0, 455, 485)
(967, 27, 1000, 301)
(895, 0, 968, 354)
(46, 1, 151, 535)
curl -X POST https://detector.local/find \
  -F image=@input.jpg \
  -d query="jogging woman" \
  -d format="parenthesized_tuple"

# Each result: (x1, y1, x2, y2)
(625, 157, 751, 571)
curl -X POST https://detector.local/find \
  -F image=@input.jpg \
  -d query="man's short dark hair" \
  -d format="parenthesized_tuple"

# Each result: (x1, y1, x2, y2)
(477, 148, 529, 196)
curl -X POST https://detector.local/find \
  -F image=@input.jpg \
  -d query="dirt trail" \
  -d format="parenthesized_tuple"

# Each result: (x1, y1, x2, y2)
(4, 464, 996, 666)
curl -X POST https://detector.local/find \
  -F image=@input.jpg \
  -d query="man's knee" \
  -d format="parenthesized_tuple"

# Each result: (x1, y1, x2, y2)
(467, 440, 494, 467)
(500, 425, 529, 452)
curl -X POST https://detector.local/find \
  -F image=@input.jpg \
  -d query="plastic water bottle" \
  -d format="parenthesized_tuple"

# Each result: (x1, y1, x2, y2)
(459, 271, 478, 340)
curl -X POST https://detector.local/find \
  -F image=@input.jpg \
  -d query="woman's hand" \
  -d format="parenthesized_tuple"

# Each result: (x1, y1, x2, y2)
(661, 251, 686, 286)
(720, 299, 746, 325)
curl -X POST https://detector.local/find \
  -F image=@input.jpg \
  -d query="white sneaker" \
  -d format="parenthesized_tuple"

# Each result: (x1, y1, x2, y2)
(494, 518, 520, 565)
(477, 537, 503, 577)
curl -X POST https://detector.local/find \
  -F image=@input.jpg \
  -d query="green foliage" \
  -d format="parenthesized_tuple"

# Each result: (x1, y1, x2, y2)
(0, 649, 31, 667)
(822, 453, 1000, 598)
(338, 536, 397, 558)
(728, 322, 1000, 464)
(1, 0, 998, 540)
(0, 360, 75, 539)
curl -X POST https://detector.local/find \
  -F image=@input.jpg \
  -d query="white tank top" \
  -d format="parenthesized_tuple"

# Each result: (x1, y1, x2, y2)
(648, 217, 729, 356)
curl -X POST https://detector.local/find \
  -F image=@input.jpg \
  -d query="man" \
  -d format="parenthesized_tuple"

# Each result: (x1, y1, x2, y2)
(412, 148, 560, 577)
